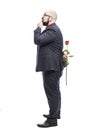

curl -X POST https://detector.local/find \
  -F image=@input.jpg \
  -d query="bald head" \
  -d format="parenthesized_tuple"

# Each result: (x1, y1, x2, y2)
(42, 10, 57, 26)
(45, 10, 57, 21)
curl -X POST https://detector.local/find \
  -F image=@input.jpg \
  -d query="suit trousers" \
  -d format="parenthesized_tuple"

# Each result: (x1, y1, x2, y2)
(42, 70, 62, 119)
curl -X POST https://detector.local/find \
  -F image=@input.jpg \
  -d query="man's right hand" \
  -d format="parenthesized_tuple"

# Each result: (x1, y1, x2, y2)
(37, 21, 43, 28)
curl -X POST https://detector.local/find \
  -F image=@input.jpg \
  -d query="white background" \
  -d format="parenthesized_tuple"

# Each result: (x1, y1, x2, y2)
(0, 0, 87, 130)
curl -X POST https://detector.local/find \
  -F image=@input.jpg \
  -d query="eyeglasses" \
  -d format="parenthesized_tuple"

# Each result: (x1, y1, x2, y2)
(43, 13, 51, 17)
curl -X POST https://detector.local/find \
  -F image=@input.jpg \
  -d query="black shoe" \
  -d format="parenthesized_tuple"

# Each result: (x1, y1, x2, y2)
(43, 114, 60, 119)
(37, 120, 57, 128)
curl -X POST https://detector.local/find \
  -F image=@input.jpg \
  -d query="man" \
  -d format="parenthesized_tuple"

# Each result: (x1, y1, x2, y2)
(34, 10, 64, 128)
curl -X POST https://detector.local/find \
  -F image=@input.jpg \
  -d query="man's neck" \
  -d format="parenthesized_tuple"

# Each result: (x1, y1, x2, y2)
(48, 21, 55, 26)
(46, 22, 55, 28)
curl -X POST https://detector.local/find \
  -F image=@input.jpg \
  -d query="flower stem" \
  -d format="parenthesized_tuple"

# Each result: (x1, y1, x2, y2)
(66, 66, 67, 85)
(66, 45, 68, 86)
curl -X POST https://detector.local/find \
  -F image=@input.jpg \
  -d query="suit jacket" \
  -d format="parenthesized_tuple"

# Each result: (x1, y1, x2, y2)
(34, 23, 64, 72)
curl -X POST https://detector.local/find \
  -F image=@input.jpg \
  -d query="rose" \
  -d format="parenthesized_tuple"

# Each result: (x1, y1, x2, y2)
(65, 40, 69, 45)
(63, 40, 73, 85)
(63, 40, 73, 67)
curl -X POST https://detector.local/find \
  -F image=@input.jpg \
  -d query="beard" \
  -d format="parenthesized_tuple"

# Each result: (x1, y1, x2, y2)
(42, 20, 49, 26)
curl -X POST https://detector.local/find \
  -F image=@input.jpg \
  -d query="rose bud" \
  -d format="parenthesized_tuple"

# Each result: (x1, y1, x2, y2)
(65, 40, 69, 45)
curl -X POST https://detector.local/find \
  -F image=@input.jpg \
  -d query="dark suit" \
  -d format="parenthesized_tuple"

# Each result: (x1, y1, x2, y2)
(34, 23, 64, 72)
(34, 23, 64, 121)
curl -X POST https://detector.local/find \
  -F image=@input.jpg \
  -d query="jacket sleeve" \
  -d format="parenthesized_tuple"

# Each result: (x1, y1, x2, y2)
(34, 27, 56, 46)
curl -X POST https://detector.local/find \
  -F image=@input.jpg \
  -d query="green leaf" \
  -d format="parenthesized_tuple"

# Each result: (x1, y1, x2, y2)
(63, 57, 69, 67)
(63, 50, 70, 55)
(68, 55, 74, 57)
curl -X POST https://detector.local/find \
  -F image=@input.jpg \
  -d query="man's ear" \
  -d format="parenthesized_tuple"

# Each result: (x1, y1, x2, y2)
(49, 17, 52, 22)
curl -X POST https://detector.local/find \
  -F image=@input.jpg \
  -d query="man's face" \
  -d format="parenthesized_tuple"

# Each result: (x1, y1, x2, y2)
(42, 13, 51, 26)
